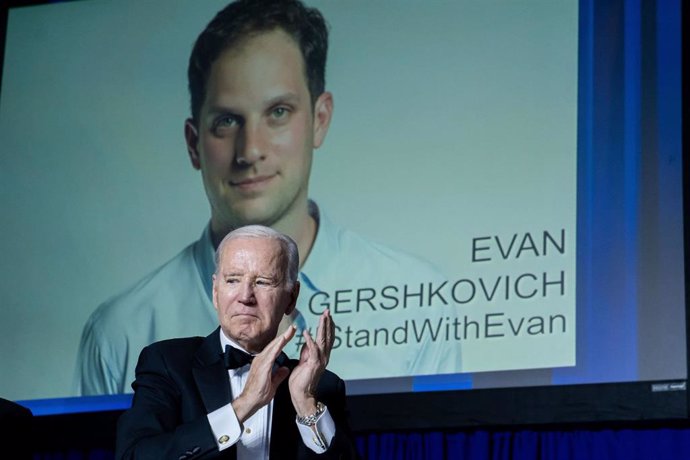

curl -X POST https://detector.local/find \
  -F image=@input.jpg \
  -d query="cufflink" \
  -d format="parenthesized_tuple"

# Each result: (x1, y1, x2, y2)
(218, 434, 230, 444)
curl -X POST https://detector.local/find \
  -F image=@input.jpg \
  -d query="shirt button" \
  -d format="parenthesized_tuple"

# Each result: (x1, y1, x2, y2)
(245, 427, 252, 434)
(218, 435, 230, 444)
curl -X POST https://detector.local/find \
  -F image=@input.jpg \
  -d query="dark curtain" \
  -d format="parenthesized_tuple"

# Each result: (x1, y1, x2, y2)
(356, 428, 690, 459)
(30, 427, 690, 459)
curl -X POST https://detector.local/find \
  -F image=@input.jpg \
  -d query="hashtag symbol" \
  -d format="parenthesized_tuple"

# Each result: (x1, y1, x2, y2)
(294, 327, 311, 352)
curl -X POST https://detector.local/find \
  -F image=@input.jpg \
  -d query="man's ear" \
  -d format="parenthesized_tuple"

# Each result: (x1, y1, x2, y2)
(284, 281, 301, 316)
(211, 274, 219, 312)
(184, 118, 202, 170)
(312, 91, 333, 149)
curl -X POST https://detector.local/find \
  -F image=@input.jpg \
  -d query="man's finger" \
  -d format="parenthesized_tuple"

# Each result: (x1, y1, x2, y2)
(324, 309, 334, 348)
(301, 329, 319, 363)
(319, 310, 334, 360)
(316, 309, 329, 348)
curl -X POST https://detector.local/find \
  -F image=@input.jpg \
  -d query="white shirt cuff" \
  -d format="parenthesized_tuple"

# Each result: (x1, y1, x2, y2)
(207, 402, 242, 451)
(296, 405, 336, 454)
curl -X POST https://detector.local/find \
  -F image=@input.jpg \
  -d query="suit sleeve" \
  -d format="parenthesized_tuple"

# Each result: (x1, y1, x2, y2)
(115, 345, 222, 460)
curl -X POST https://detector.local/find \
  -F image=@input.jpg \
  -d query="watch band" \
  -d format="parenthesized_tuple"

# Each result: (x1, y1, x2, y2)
(296, 401, 326, 426)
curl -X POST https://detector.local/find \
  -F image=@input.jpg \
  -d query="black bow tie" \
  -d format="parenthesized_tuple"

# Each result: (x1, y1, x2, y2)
(223, 345, 254, 369)
(222, 345, 291, 370)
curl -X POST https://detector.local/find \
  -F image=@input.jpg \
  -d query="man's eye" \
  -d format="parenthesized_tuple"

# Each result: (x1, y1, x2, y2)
(225, 278, 239, 284)
(271, 107, 290, 119)
(213, 115, 240, 132)
(255, 279, 276, 287)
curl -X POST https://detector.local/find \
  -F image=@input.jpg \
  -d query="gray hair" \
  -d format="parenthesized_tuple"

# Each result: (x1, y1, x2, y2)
(214, 225, 299, 288)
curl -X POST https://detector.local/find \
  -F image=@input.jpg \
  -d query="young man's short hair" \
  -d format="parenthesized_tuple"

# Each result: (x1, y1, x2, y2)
(187, 0, 329, 125)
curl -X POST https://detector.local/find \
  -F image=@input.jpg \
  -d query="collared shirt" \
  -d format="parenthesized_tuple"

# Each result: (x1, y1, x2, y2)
(75, 201, 462, 396)
(205, 330, 334, 457)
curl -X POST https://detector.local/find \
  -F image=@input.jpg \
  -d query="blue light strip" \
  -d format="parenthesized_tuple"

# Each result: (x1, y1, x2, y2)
(621, 0, 641, 378)
(16, 394, 132, 416)
(412, 373, 473, 392)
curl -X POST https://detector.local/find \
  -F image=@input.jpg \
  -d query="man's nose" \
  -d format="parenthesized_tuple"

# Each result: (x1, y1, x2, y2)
(238, 280, 256, 304)
(235, 121, 265, 166)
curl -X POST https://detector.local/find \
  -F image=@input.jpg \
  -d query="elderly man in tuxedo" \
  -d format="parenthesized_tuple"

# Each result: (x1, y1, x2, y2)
(116, 225, 357, 459)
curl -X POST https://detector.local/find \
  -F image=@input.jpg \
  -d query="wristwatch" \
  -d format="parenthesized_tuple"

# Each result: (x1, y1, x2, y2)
(296, 401, 326, 426)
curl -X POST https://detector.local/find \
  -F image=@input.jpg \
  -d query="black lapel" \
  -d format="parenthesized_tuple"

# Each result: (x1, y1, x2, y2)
(192, 327, 233, 413)
(269, 355, 298, 459)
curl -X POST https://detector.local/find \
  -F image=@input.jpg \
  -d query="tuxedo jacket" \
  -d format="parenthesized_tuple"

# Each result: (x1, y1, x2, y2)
(115, 327, 358, 460)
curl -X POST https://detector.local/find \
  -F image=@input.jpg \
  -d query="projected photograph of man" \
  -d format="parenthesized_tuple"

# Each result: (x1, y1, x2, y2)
(0, 0, 578, 402)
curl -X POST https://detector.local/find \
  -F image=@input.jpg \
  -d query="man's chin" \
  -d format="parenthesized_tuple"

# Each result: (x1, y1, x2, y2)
(225, 202, 283, 228)
(230, 316, 259, 328)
